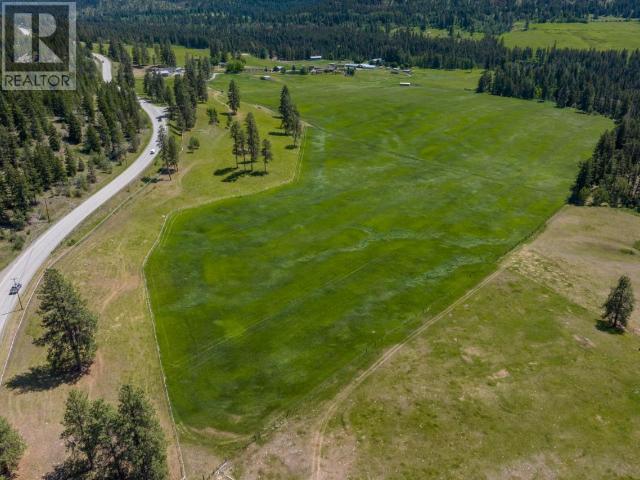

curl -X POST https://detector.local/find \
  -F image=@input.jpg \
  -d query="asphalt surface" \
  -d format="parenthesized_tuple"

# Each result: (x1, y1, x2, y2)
(0, 54, 166, 340)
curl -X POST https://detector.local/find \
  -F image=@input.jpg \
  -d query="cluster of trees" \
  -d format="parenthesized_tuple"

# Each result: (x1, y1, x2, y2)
(78, 0, 638, 58)
(0, 45, 141, 238)
(59, 385, 167, 479)
(36, 268, 98, 375)
(477, 46, 640, 207)
(143, 56, 209, 131)
(0, 416, 25, 479)
(224, 81, 274, 173)
(131, 42, 150, 66)
(0, 384, 169, 480)
(229, 115, 272, 173)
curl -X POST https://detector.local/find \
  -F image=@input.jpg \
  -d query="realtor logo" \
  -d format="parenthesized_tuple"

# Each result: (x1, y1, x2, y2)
(2, 2, 76, 90)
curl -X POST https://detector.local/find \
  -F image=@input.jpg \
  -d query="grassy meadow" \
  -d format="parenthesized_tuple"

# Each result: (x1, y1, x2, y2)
(502, 20, 640, 50)
(314, 207, 640, 479)
(145, 69, 611, 442)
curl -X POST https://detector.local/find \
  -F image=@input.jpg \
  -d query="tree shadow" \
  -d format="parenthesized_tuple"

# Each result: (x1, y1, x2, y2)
(268, 131, 288, 137)
(223, 170, 250, 183)
(6, 365, 82, 393)
(214, 166, 237, 176)
(250, 171, 268, 177)
(44, 459, 90, 480)
(141, 176, 159, 184)
(286, 144, 298, 150)
(595, 319, 625, 335)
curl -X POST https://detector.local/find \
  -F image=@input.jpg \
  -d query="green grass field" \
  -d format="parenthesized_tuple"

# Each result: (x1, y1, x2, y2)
(502, 20, 640, 50)
(145, 69, 611, 440)
(313, 207, 640, 479)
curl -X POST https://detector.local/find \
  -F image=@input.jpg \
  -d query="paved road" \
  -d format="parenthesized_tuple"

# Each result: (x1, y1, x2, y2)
(93, 53, 113, 82)
(0, 54, 165, 341)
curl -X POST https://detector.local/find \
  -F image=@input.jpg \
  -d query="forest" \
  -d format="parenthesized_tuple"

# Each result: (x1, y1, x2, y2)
(0, 45, 141, 241)
(78, 0, 638, 57)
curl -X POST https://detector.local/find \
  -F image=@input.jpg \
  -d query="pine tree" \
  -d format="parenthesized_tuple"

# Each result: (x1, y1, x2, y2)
(0, 416, 25, 479)
(116, 384, 168, 479)
(48, 124, 61, 152)
(261, 139, 273, 172)
(603, 275, 635, 330)
(292, 115, 303, 146)
(61, 390, 103, 470)
(228, 80, 240, 114)
(67, 113, 83, 144)
(65, 149, 77, 177)
(84, 125, 101, 153)
(245, 113, 260, 171)
(35, 269, 98, 374)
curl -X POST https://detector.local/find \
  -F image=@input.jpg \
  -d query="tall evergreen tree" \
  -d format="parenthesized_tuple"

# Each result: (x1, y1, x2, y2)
(227, 80, 240, 114)
(35, 269, 98, 374)
(245, 113, 261, 171)
(603, 275, 635, 330)
(261, 139, 273, 173)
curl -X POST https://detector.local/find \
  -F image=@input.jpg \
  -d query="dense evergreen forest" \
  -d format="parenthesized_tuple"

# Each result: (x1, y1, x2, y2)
(78, 0, 638, 58)
(0, 46, 141, 241)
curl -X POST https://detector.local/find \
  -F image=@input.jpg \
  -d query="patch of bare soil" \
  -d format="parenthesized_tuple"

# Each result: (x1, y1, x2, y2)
(488, 453, 561, 480)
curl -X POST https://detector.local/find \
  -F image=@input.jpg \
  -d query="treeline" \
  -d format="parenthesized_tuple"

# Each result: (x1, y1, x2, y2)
(0, 45, 141, 238)
(477, 47, 640, 207)
(78, 0, 638, 52)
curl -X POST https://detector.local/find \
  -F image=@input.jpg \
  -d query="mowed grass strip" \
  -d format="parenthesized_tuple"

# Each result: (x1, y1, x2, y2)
(145, 69, 611, 437)
(502, 20, 640, 51)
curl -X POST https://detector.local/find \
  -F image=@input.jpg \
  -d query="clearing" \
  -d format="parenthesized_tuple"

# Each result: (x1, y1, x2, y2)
(502, 20, 640, 50)
(145, 68, 611, 448)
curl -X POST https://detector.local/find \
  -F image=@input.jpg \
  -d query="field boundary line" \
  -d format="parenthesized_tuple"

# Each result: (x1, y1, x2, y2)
(142, 214, 188, 480)
(310, 205, 568, 480)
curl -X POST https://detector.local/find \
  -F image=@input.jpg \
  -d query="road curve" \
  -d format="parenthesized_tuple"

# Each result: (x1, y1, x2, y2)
(0, 54, 165, 341)
(93, 52, 113, 82)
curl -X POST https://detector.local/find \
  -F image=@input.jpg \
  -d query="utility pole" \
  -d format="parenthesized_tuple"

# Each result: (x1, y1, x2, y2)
(44, 197, 50, 223)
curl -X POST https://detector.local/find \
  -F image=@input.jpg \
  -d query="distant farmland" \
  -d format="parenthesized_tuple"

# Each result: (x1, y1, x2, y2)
(502, 20, 640, 50)
(145, 69, 611, 441)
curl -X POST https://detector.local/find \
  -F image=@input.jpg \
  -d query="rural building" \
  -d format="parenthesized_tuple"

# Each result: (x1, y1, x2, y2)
(310, 55, 323, 60)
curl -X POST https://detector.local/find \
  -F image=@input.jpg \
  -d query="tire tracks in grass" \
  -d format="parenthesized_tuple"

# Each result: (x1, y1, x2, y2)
(309, 206, 567, 480)
(309, 262, 505, 480)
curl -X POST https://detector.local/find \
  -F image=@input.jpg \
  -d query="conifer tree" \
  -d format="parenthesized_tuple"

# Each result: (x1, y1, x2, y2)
(228, 80, 240, 114)
(603, 275, 635, 330)
(261, 139, 273, 172)
(0, 416, 25, 479)
(35, 269, 98, 374)
(245, 113, 260, 171)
